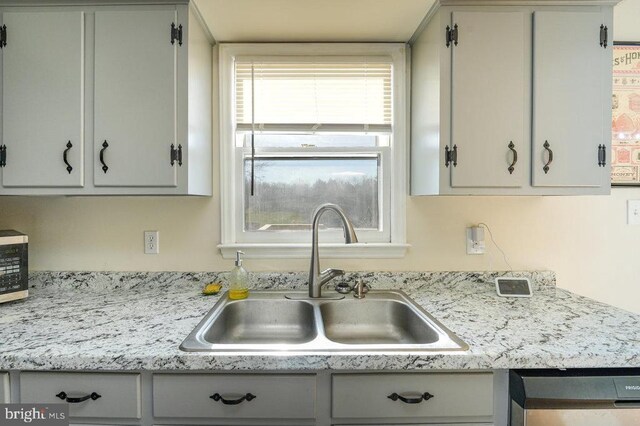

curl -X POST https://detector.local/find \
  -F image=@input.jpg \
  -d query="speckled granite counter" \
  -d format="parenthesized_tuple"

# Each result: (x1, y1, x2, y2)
(0, 271, 638, 371)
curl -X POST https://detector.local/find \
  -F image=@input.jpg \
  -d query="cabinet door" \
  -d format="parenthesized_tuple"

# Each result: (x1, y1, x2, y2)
(532, 11, 607, 187)
(20, 372, 141, 419)
(153, 374, 316, 419)
(94, 9, 178, 187)
(450, 11, 527, 188)
(332, 373, 493, 419)
(0, 373, 8, 403)
(1, 11, 84, 187)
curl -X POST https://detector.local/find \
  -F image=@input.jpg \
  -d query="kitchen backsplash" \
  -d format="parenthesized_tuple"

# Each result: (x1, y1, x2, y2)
(28, 270, 556, 291)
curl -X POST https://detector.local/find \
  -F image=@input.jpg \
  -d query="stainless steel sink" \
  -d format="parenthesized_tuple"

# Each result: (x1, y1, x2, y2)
(320, 299, 440, 345)
(180, 290, 468, 353)
(202, 299, 317, 345)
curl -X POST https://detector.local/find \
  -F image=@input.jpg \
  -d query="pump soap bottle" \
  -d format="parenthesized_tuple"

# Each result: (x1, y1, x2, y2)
(228, 250, 249, 300)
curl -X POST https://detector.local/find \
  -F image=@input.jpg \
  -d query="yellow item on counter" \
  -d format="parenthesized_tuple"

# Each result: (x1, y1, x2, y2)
(228, 250, 249, 300)
(202, 282, 222, 296)
(228, 288, 249, 300)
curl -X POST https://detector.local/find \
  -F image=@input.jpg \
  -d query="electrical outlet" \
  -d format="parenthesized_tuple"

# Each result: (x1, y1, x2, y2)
(628, 200, 640, 225)
(144, 231, 159, 254)
(466, 227, 485, 255)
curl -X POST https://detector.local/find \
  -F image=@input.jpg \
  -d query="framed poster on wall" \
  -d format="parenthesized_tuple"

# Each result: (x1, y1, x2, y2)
(612, 42, 640, 185)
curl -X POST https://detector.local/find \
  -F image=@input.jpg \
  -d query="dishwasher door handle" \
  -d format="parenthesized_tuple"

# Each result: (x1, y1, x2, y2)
(615, 400, 640, 408)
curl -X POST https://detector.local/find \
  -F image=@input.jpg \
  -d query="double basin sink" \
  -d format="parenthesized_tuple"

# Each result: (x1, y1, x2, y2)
(180, 290, 468, 353)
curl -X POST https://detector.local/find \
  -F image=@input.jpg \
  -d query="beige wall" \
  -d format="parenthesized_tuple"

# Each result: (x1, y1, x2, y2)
(1, 1, 640, 314)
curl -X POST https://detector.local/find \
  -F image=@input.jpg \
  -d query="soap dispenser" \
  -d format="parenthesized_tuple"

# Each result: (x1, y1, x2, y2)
(228, 250, 249, 300)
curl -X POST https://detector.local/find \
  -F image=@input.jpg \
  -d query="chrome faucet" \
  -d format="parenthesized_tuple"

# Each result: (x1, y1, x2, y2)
(308, 203, 358, 298)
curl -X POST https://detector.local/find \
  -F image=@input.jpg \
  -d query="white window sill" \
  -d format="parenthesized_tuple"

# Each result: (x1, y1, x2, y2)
(218, 243, 410, 259)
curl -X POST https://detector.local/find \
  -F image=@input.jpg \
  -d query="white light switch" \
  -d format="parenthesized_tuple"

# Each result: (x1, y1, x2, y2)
(628, 200, 640, 225)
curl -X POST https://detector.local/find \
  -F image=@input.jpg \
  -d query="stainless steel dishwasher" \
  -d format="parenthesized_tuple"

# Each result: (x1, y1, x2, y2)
(510, 369, 640, 425)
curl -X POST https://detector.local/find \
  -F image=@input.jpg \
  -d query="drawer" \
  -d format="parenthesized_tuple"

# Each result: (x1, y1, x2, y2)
(153, 374, 316, 419)
(0, 373, 8, 403)
(332, 373, 493, 419)
(20, 372, 141, 419)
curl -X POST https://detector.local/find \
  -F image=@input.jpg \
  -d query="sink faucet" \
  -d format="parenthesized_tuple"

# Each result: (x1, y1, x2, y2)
(308, 203, 358, 298)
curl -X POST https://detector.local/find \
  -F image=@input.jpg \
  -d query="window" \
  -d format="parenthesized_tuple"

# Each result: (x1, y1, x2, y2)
(219, 44, 408, 258)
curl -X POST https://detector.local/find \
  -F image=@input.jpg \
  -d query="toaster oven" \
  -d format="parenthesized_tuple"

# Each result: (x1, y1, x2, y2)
(0, 230, 28, 303)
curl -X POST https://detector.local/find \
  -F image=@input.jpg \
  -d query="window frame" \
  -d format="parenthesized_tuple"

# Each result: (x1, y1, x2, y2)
(218, 43, 409, 259)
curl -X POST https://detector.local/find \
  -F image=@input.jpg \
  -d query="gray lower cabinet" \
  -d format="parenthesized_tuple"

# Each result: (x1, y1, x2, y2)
(13, 371, 499, 425)
(0, 373, 8, 403)
(20, 372, 142, 419)
(153, 373, 317, 420)
(332, 373, 494, 422)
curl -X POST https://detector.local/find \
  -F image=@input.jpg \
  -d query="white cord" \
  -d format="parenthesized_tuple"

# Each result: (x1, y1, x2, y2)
(485, 236, 494, 272)
(478, 222, 513, 272)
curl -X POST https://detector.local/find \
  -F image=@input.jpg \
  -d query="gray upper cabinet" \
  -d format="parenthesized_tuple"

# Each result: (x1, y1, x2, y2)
(0, 2, 213, 196)
(532, 11, 609, 189)
(1, 11, 84, 188)
(411, 1, 613, 195)
(450, 11, 527, 189)
(94, 9, 178, 188)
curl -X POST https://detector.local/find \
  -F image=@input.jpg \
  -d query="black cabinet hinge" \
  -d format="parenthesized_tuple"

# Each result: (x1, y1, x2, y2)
(171, 23, 183, 46)
(446, 24, 458, 48)
(600, 24, 608, 49)
(0, 145, 6, 167)
(598, 144, 607, 167)
(445, 144, 458, 168)
(0, 25, 7, 49)
(170, 144, 182, 167)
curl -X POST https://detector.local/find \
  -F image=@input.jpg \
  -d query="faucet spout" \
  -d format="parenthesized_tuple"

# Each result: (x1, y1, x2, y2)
(308, 204, 358, 298)
(319, 268, 345, 285)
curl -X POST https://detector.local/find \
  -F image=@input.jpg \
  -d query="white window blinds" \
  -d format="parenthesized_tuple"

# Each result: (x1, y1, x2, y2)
(235, 57, 393, 133)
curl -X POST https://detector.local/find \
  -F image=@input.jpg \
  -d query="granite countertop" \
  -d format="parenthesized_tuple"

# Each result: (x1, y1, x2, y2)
(0, 271, 639, 371)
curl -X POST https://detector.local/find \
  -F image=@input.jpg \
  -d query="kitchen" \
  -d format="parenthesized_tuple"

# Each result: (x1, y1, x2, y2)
(0, 0, 639, 425)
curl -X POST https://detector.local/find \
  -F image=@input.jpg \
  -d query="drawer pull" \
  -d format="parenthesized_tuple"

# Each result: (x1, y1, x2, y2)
(210, 392, 256, 405)
(56, 391, 102, 403)
(387, 392, 434, 404)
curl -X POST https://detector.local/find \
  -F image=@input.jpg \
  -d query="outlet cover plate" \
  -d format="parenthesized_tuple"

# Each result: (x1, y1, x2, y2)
(144, 231, 159, 254)
(466, 227, 485, 255)
(629, 200, 640, 225)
